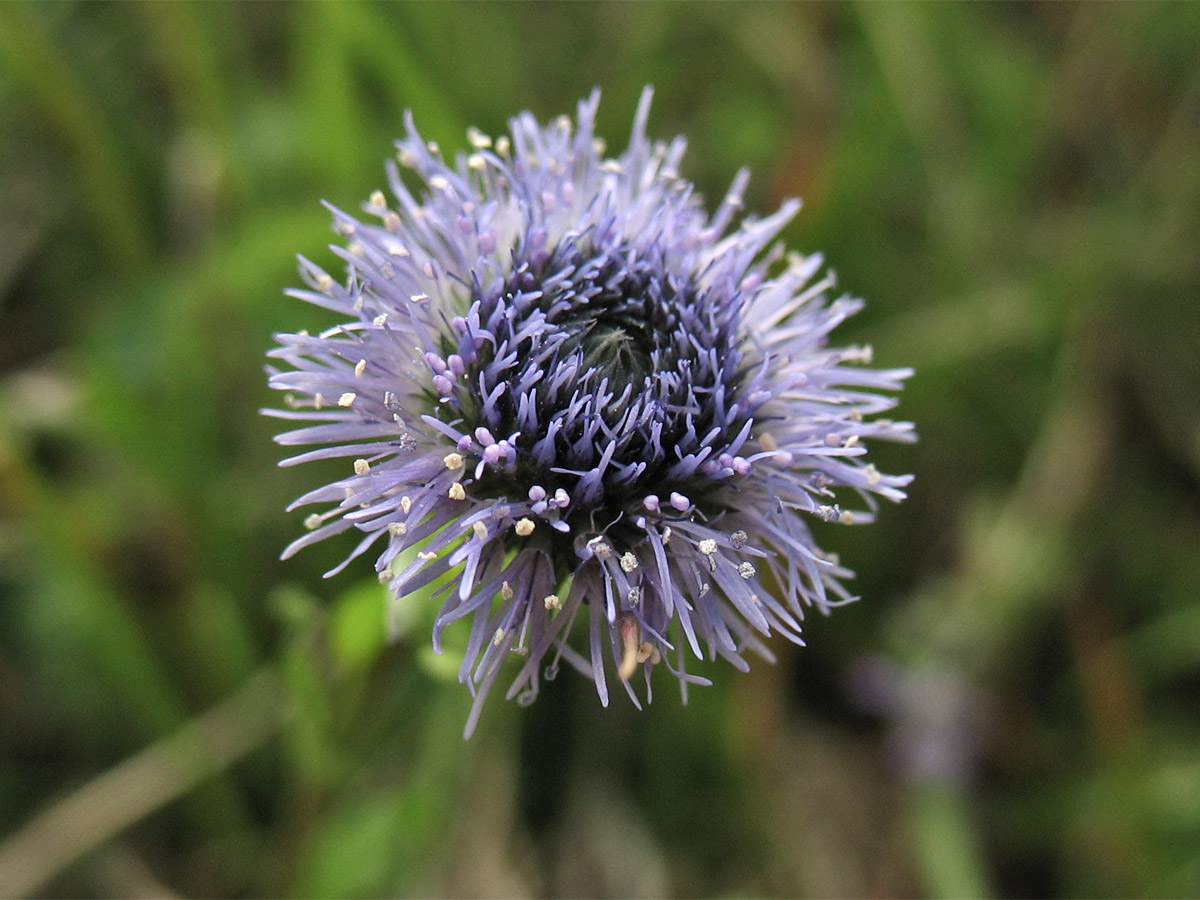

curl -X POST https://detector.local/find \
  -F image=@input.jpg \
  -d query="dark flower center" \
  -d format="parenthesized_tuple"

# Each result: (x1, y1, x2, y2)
(455, 235, 755, 531)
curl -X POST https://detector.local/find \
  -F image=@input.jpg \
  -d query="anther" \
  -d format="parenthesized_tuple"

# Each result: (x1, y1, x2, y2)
(448, 483, 466, 501)
(544, 594, 561, 611)
(304, 513, 323, 530)
(443, 453, 465, 471)
(738, 562, 757, 580)
(353, 459, 370, 476)
(354, 359, 367, 378)
(587, 537, 612, 559)
(388, 522, 407, 537)
(619, 552, 639, 573)
(514, 518, 535, 537)
(472, 521, 488, 540)
(337, 392, 356, 407)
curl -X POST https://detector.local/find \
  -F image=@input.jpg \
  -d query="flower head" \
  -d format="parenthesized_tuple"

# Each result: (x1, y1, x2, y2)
(267, 89, 914, 736)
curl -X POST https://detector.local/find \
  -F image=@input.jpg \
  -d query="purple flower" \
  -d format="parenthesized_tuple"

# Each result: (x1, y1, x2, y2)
(266, 89, 914, 736)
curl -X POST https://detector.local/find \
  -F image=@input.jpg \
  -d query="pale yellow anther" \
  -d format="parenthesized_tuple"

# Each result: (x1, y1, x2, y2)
(544, 594, 561, 611)
(698, 539, 717, 556)
(619, 552, 638, 573)
(317, 274, 335, 292)
(337, 392, 357, 407)
(304, 513, 323, 531)
(313, 392, 324, 410)
(601, 160, 623, 174)
(354, 359, 367, 378)
(636, 642, 657, 664)
(388, 522, 407, 537)
(760, 432, 778, 451)
(514, 518, 535, 537)
(738, 561, 757, 580)
(472, 521, 488, 540)
(662, 526, 672, 544)
(865, 464, 881, 486)
(467, 153, 487, 170)
(349, 242, 365, 258)
(495, 136, 511, 156)
(373, 313, 388, 327)
(850, 408, 863, 422)
(587, 537, 612, 559)
(400, 496, 412, 514)
(353, 458, 370, 476)
(410, 293, 430, 304)
(448, 483, 466, 501)
(467, 127, 492, 149)
(430, 175, 450, 191)
(369, 190, 387, 208)
(384, 213, 402, 232)
(501, 581, 514, 601)
(378, 569, 394, 584)
(426, 141, 440, 155)
(418, 551, 437, 562)
(443, 453, 465, 471)
(845, 434, 860, 448)
(493, 628, 505, 647)
(841, 511, 857, 525)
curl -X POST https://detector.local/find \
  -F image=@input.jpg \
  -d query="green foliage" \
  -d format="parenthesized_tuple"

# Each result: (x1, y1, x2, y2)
(1, 2, 1198, 897)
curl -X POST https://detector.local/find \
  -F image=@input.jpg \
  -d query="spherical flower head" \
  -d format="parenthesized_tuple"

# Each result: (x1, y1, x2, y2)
(266, 89, 915, 736)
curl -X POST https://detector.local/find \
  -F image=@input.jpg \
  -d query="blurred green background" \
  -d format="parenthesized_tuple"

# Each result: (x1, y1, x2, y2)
(2, 2, 1199, 897)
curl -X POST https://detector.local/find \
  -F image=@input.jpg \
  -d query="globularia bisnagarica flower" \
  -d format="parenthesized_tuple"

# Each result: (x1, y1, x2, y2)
(267, 89, 914, 735)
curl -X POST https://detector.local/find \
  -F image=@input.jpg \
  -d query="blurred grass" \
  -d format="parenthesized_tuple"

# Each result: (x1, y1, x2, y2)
(1, 2, 1199, 897)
